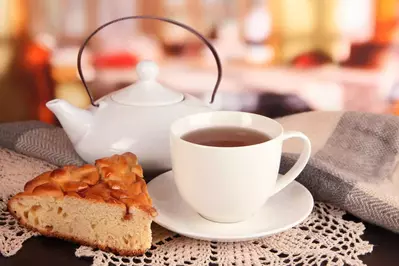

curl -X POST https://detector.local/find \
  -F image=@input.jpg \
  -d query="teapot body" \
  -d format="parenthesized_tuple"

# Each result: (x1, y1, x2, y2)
(73, 94, 212, 171)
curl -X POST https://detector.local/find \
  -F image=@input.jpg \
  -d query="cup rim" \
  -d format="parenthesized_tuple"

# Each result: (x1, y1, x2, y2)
(170, 111, 284, 149)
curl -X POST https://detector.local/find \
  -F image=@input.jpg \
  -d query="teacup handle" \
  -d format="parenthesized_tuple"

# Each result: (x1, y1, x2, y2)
(274, 131, 311, 195)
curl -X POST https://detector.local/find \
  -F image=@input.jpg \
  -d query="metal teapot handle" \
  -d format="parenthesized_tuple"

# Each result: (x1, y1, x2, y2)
(77, 15, 223, 107)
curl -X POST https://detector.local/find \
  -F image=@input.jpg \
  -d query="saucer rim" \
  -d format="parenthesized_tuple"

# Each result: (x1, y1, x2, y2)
(148, 170, 314, 242)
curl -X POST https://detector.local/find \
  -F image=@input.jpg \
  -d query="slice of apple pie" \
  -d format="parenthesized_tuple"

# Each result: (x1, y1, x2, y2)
(8, 152, 157, 256)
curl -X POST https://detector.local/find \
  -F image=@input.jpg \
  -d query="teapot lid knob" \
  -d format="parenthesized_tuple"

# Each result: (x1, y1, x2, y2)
(110, 60, 184, 106)
(136, 61, 159, 81)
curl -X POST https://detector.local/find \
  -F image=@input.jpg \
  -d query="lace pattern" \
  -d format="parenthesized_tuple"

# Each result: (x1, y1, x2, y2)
(0, 197, 40, 257)
(0, 148, 373, 265)
(75, 203, 373, 266)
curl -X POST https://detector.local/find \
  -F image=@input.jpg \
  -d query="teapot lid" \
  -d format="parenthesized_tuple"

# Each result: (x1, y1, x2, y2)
(111, 60, 184, 106)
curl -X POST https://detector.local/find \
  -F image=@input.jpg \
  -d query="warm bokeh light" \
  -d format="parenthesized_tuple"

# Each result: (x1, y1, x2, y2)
(0, 0, 398, 123)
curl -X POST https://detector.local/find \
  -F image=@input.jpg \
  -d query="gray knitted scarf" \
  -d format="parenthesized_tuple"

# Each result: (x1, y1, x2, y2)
(1, 111, 399, 233)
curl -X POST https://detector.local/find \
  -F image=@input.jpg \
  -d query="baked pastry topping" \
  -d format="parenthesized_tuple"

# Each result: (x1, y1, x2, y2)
(8, 152, 157, 255)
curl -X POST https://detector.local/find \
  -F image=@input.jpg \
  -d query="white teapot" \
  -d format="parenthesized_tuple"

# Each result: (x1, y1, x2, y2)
(46, 16, 222, 171)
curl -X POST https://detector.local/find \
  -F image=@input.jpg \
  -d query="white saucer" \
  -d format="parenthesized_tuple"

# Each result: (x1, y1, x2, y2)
(147, 171, 314, 242)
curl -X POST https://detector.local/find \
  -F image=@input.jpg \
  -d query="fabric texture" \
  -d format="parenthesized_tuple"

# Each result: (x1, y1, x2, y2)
(276, 111, 399, 233)
(0, 148, 373, 265)
(0, 121, 84, 166)
(1, 111, 399, 233)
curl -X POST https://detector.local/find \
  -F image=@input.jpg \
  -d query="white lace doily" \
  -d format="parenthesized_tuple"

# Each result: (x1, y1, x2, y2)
(0, 148, 373, 265)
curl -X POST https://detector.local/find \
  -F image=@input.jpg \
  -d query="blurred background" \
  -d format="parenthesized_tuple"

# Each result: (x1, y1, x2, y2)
(0, 0, 399, 124)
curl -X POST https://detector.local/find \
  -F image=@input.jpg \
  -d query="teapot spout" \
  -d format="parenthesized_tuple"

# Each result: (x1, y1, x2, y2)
(46, 99, 93, 144)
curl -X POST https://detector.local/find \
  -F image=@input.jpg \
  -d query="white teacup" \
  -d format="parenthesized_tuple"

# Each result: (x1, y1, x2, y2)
(170, 111, 311, 223)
